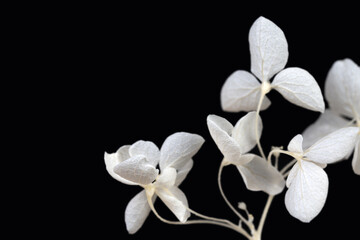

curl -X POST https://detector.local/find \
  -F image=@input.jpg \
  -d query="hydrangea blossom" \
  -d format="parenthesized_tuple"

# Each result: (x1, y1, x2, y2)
(207, 112, 285, 195)
(221, 16, 325, 113)
(284, 127, 358, 222)
(104, 132, 204, 233)
(302, 59, 360, 174)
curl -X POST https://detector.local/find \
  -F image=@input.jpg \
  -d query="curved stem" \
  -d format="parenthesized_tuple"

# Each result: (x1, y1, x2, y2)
(255, 92, 266, 160)
(280, 159, 297, 175)
(256, 195, 274, 239)
(218, 161, 251, 227)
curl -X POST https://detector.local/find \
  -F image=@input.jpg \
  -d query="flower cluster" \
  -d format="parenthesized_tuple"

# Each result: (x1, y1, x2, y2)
(104, 16, 359, 239)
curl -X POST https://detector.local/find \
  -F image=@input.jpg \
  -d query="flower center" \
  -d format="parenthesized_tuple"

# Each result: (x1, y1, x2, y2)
(261, 80, 272, 95)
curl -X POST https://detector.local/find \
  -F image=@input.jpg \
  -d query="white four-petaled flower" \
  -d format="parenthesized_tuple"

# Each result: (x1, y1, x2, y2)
(302, 59, 360, 175)
(221, 16, 325, 113)
(207, 112, 285, 195)
(284, 127, 358, 222)
(104, 132, 204, 234)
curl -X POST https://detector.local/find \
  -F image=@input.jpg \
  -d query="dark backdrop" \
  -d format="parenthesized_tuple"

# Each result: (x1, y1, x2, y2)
(47, 4, 360, 240)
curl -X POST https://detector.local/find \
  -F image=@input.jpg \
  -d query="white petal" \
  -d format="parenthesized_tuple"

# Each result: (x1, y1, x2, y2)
(305, 127, 359, 164)
(285, 161, 329, 223)
(220, 70, 271, 112)
(232, 112, 263, 154)
(125, 190, 156, 234)
(353, 138, 360, 175)
(272, 68, 325, 112)
(302, 110, 350, 149)
(249, 16, 288, 82)
(159, 132, 204, 171)
(114, 155, 159, 185)
(236, 154, 285, 195)
(156, 167, 177, 187)
(155, 186, 190, 223)
(175, 159, 193, 186)
(129, 140, 160, 167)
(287, 134, 303, 154)
(104, 146, 137, 185)
(325, 59, 360, 118)
(207, 115, 243, 165)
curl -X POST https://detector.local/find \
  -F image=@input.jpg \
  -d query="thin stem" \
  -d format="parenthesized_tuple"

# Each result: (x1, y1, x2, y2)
(218, 161, 251, 227)
(256, 195, 274, 238)
(255, 92, 266, 160)
(280, 159, 297, 175)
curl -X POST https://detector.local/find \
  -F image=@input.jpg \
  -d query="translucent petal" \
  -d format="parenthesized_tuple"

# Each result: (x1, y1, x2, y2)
(285, 161, 328, 223)
(125, 190, 156, 234)
(249, 16, 288, 82)
(305, 127, 359, 164)
(104, 146, 137, 185)
(207, 115, 243, 165)
(287, 134, 303, 154)
(272, 68, 325, 112)
(236, 154, 285, 195)
(156, 167, 177, 187)
(232, 112, 263, 154)
(114, 155, 159, 185)
(159, 132, 204, 171)
(302, 110, 350, 149)
(155, 186, 190, 223)
(175, 159, 193, 186)
(353, 138, 360, 175)
(325, 59, 360, 118)
(129, 140, 160, 167)
(220, 70, 271, 112)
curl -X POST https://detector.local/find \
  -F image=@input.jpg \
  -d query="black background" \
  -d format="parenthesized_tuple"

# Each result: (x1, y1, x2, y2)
(21, 3, 360, 240)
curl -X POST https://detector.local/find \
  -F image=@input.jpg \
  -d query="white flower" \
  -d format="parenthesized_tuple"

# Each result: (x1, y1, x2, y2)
(207, 112, 285, 195)
(104, 132, 204, 234)
(221, 16, 324, 113)
(284, 127, 359, 222)
(302, 59, 360, 174)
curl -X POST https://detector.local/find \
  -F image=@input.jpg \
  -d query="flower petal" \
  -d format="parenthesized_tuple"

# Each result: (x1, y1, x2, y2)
(285, 161, 329, 223)
(159, 132, 204, 171)
(104, 146, 137, 185)
(114, 155, 159, 185)
(232, 112, 263, 154)
(302, 110, 350, 149)
(236, 154, 285, 195)
(325, 59, 360, 118)
(156, 167, 177, 187)
(207, 115, 243, 165)
(129, 140, 160, 167)
(249, 16, 288, 82)
(125, 190, 156, 234)
(353, 138, 360, 175)
(272, 68, 325, 112)
(155, 186, 190, 223)
(220, 70, 271, 112)
(175, 159, 193, 186)
(305, 127, 359, 164)
(287, 134, 303, 154)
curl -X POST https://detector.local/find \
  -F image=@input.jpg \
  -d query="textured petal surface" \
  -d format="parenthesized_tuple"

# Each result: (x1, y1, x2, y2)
(114, 155, 159, 185)
(220, 70, 271, 112)
(287, 134, 304, 154)
(129, 141, 160, 167)
(249, 16, 288, 82)
(175, 159, 193, 186)
(155, 186, 190, 223)
(302, 110, 350, 149)
(272, 68, 325, 112)
(236, 154, 285, 195)
(104, 146, 137, 185)
(232, 112, 263, 154)
(156, 167, 177, 187)
(325, 59, 360, 118)
(125, 190, 155, 234)
(207, 115, 243, 164)
(305, 127, 359, 164)
(160, 132, 204, 171)
(285, 161, 329, 223)
(353, 138, 360, 175)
